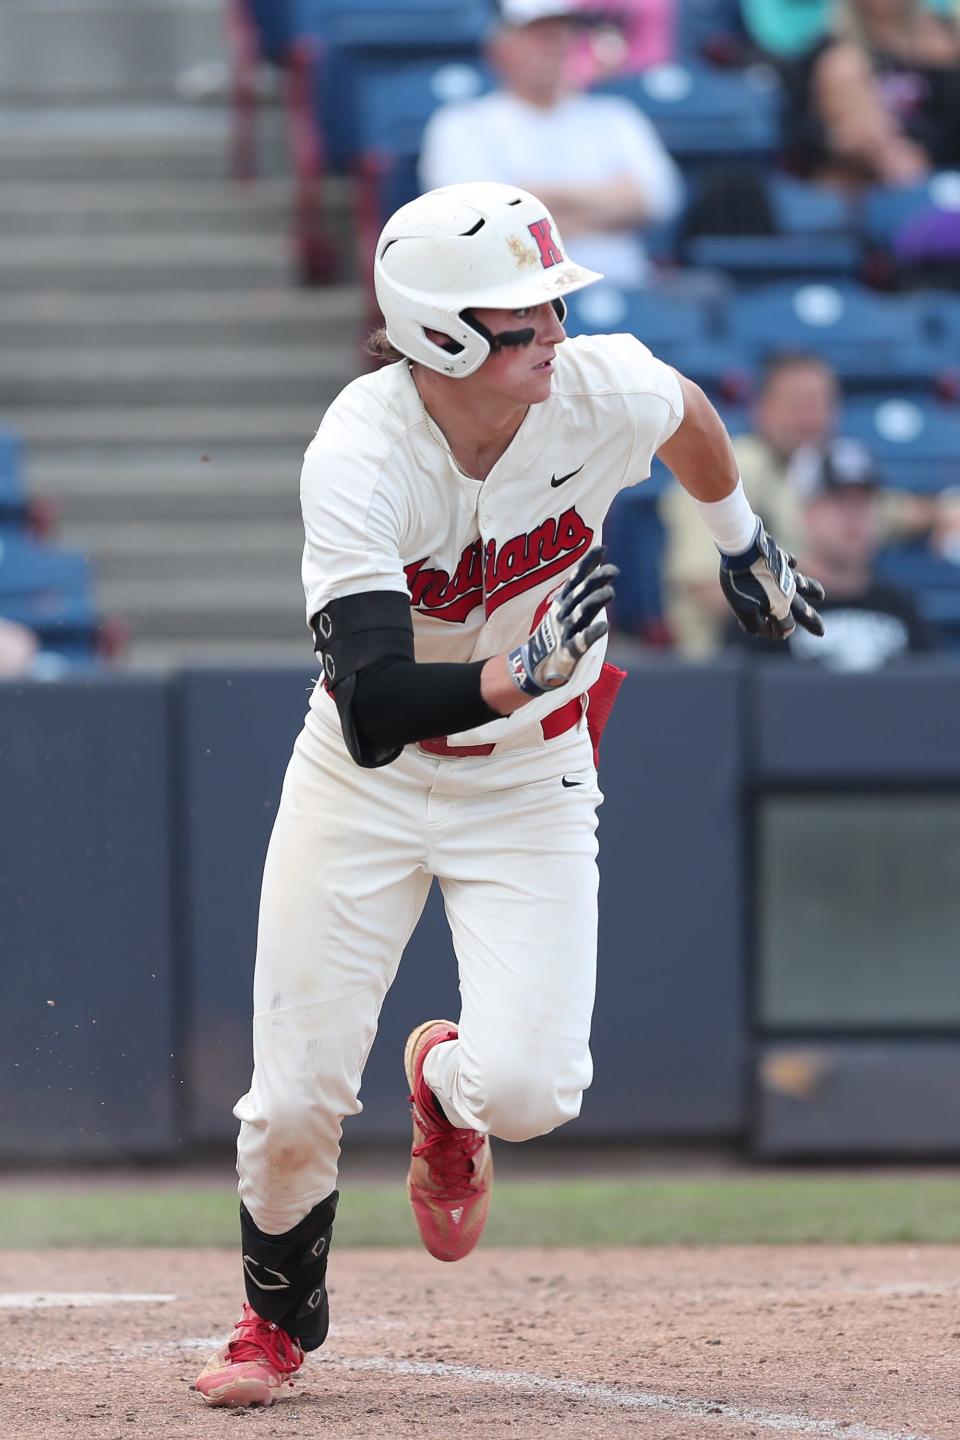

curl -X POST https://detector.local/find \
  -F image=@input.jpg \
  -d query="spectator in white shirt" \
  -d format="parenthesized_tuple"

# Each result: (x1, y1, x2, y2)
(419, 0, 683, 286)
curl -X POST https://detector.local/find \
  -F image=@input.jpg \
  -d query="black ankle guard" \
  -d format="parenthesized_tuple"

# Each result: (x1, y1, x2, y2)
(239, 1192, 338, 1351)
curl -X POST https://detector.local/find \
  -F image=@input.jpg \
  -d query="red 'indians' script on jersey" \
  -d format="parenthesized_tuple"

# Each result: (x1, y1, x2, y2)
(405, 505, 594, 623)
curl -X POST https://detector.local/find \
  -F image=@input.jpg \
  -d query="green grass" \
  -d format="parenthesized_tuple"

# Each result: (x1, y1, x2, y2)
(4, 1175, 960, 1247)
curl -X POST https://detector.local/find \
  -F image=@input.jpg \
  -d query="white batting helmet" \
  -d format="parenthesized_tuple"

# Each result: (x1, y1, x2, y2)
(374, 182, 603, 378)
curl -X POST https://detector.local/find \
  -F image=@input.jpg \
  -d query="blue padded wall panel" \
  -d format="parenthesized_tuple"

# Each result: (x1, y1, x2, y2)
(0, 679, 177, 1159)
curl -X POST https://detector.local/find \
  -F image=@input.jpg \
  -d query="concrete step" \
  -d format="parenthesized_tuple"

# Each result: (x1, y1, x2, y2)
(0, 114, 232, 181)
(7, 405, 327, 453)
(0, 344, 352, 407)
(0, 231, 293, 290)
(124, 638, 316, 671)
(0, 3, 224, 102)
(30, 458, 304, 514)
(63, 519, 302, 581)
(100, 574, 306, 641)
(0, 284, 366, 348)
(0, 176, 352, 230)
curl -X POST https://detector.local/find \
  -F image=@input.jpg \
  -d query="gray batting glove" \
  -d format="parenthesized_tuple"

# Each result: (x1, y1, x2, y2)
(719, 522, 825, 641)
(507, 546, 618, 696)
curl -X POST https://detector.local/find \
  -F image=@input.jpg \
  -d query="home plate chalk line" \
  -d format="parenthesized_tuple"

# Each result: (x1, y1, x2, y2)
(0, 1292, 176, 1310)
(318, 1357, 932, 1440)
(0, 1306, 932, 1440)
(106, 1334, 933, 1440)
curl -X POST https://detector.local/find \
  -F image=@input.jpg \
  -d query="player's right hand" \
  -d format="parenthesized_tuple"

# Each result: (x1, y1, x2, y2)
(507, 546, 618, 695)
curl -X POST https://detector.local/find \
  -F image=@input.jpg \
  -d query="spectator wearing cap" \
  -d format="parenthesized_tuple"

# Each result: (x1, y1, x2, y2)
(660, 352, 837, 659)
(729, 437, 934, 670)
(419, 0, 683, 286)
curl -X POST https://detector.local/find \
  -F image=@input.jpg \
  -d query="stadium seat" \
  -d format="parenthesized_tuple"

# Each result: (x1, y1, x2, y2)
(331, 57, 490, 170)
(684, 233, 859, 281)
(596, 61, 782, 163)
(0, 536, 100, 653)
(562, 285, 753, 396)
(604, 489, 669, 641)
(862, 171, 960, 250)
(862, 171, 960, 285)
(874, 542, 960, 648)
(768, 175, 854, 236)
(726, 282, 955, 393)
(0, 428, 27, 530)
(674, 0, 745, 60)
(563, 284, 718, 347)
(299, 0, 494, 49)
(840, 398, 960, 492)
(681, 175, 858, 280)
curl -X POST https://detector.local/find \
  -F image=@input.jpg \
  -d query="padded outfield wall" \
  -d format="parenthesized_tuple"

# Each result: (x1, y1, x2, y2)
(1, 658, 958, 1162)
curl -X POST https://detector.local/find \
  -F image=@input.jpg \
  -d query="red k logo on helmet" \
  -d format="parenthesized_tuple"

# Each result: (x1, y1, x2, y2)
(528, 218, 563, 269)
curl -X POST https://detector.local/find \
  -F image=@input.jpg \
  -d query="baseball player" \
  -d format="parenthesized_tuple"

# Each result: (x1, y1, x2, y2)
(195, 181, 824, 1408)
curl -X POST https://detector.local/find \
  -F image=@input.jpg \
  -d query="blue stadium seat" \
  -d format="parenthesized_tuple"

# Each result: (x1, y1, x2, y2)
(0, 537, 99, 652)
(300, 0, 494, 48)
(726, 282, 953, 393)
(682, 175, 858, 281)
(684, 233, 859, 281)
(862, 171, 960, 250)
(840, 398, 960, 492)
(0, 428, 27, 530)
(0, 536, 90, 603)
(242, 0, 305, 63)
(596, 61, 782, 162)
(563, 285, 752, 395)
(674, 0, 745, 58)
(319, 55, 490, 172)
(874, 543, 960, 647)
(604, 489, 668, 639)
(768, 175, 854, 236)
(563, 284, 717, 347)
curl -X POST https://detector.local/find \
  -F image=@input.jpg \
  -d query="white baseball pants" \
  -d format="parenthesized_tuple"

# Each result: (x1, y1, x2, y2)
(234, 695, 602, 1235)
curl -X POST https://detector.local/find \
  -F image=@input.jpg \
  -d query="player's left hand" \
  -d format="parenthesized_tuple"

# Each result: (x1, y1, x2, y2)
(719, 522, 825, 641)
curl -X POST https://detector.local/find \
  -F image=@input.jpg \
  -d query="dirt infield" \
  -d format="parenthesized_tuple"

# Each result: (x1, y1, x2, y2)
(3, 1245, 957, 1440)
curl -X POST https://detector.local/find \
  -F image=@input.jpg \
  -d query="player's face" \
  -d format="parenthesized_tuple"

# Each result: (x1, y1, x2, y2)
(473, 301, 567, 404)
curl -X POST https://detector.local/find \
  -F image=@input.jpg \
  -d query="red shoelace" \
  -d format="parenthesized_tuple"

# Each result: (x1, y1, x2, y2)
(226, 1305, 303, 1375)
(412, 1113, 486, 1200)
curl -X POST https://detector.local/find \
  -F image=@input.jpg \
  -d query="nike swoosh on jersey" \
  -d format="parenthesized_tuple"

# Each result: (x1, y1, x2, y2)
(561, 776, 583, 788)
(550, 464, 585, 488)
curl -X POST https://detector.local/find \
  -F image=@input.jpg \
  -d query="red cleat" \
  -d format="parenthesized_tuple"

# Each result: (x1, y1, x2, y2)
(404, 1018, 493, 1263)
(195, 1304, 304, 1408)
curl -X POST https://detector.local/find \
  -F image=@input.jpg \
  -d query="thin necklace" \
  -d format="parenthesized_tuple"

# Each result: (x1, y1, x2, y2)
(411, 365, 481, 481)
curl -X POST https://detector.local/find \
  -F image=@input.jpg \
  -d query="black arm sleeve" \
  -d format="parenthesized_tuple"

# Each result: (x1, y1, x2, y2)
(352, 656, 500, 763)
(311, 589, 500, 769)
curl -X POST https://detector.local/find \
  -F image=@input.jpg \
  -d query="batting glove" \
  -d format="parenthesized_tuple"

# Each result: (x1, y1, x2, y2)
(719, 522, 825, 641)
(508, 546, 618, 696)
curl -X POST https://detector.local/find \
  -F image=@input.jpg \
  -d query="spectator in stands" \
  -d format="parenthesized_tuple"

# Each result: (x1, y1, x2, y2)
(786, 0, 960, 186)
(660, 351, 836, 658)
(727, 437, 934, 669)
(419, 0, 683, 286)
(0, 618, 38, 678)
(567, 0, 675, 85)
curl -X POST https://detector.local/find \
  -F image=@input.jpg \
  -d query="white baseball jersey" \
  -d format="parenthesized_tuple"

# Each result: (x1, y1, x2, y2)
(300, 332, 684, 746)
